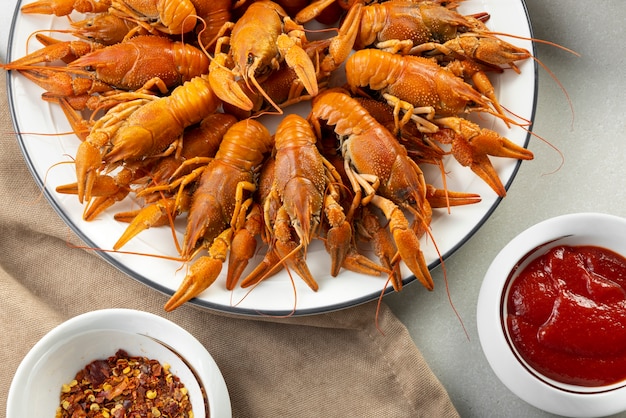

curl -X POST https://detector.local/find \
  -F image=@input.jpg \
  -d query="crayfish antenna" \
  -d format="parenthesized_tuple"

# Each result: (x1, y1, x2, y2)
(483, 31, 579, 128)
(485, 31, 580, 57)
(531, 54, 576, 130)
(375, 273, 395, 335)
(249, 72, 284, 116)
(423, 225, 470, 342)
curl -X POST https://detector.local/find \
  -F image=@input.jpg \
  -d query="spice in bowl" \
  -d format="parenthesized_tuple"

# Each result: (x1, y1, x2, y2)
(56, 349, 193, 418)
(505, 244, 626, 387)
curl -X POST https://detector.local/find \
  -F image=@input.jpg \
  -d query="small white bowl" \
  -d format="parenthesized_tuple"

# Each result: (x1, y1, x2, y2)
(477, 212, 626, 418)
(6, 308, 231, 418)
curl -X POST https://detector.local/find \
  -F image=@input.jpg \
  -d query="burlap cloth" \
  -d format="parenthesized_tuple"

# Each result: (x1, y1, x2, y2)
(0, 68, 458, 418)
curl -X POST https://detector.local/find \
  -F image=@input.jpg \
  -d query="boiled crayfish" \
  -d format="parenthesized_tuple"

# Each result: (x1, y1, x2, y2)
(208, 0, 319, 113)
(310, 90, 435, 290)
(164, 118, 274, 311)
(73, 74, 220, 203)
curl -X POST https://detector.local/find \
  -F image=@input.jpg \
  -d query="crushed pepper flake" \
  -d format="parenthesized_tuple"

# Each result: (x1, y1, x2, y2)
(56, 349, 193, 418)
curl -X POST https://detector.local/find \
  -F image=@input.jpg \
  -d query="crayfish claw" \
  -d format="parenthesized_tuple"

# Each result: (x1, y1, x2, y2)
(83, 192, 128, 222)
(470, 130, 535, 160)
(226, 221, 261, 290)
(75, 139, 104, 203)
(277, 34, 318, 97)
(469, 153, 507, 197)
(20, 0, 110, 16)
(392, 227, 433, 291)
(15, 68, 100, 97)
(240, 250, 283, 288)
(318, 3, 363, 76)
(20, 0, 71, 15)
(56, 174, 116, 197)
(425, 185, 482, 208)
(113, 197, 182, 250)
(272, 204, 319, 291)
(294, 0, 336, 23)
(58, 169, 133, 220)
(341, 248, 390, 278)
(370, 195, 434, 291)
(227, 204, 265, 290)
(4, 39, 91, 67)
(275, 240, 319, 291)
(164, 256, 223, 312)
(325, 221, 352, 277)
(454, 35, 531, 70)
(356, 206, 402, 289)
(208, 55, 254, 111)
(436, 116, 534, 197)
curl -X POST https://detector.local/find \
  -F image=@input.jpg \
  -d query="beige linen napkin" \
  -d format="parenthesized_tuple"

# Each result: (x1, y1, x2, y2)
(0, 68, 459, 418)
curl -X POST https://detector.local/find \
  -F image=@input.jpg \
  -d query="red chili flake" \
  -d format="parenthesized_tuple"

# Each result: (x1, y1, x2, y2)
(56, 349, 193, 418)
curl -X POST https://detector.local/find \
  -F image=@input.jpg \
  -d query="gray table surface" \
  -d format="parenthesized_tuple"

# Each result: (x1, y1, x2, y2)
(2, 1, 625, 417)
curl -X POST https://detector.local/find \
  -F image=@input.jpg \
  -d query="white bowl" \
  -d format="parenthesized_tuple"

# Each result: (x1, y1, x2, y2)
(477, 212, 626, 417)
(6, 308, 231, 418)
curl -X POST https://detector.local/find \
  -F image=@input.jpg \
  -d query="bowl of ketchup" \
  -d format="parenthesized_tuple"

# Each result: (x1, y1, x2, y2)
(477, 212, 626, 417)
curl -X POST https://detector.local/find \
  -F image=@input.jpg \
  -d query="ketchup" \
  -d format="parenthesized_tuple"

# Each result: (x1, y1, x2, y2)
(506, 245, 626, 387)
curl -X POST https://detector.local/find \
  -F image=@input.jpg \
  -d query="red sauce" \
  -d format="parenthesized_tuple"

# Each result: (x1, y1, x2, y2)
(506, 245, 626, 387)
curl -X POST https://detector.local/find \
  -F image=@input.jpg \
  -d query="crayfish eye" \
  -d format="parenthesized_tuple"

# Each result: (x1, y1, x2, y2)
(394, 187, 418, 206)
(397, 189, 412, 204)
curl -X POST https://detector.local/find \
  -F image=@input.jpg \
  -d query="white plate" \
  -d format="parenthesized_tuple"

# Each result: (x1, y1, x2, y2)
(6, 0, 537, 315)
